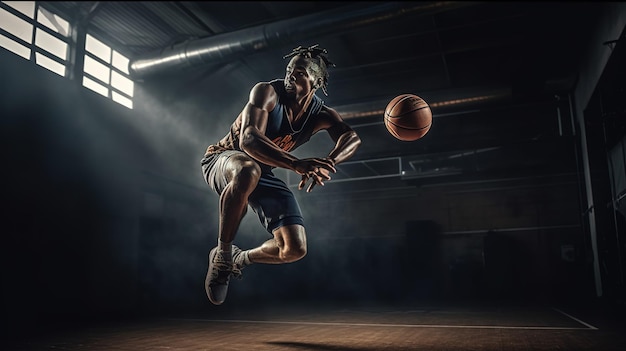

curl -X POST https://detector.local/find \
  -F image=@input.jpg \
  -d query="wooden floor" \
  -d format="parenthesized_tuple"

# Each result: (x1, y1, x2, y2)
(6, 300, 626, 351)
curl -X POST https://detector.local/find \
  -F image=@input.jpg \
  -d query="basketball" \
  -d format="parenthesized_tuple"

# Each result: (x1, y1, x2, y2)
(384, 94, 432, 141)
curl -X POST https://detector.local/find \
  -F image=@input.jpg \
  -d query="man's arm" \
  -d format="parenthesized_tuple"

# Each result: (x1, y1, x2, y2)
(239, 83, 336, 176)
(326, 129, 361, 167)
(298, 107, 362, 192)
(322, 107, 362, 166)
(239, 82, 298, 170)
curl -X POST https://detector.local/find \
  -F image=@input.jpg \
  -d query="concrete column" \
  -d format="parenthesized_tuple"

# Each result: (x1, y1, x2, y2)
(573, 2, 626, 297)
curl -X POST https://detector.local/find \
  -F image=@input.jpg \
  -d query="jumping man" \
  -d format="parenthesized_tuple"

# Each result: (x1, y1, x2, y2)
(200, 44, 361, 305)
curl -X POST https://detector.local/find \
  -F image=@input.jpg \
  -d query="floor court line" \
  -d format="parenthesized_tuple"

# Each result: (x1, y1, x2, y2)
(552, 308, 599, 330)
(168, 318, 597, 331)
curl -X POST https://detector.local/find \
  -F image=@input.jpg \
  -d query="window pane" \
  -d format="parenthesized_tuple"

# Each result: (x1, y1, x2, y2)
(0, 7, 33, 43)
(83, 76, 108, 97)
(35, 28, 66, 59)
(112, 50, 129, 74)
(35, 52, 65, 76)
(85, 34, 110, 63)
(84, 54, 110, 83)
(112, 91, 133, 109)
(111, 71, 134, 97)
(37, 7, 69, 37)
(3, 1, 34, 18)
(0, 32, 30, 59)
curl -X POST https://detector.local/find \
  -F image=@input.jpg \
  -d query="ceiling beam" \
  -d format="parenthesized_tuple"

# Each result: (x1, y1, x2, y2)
(128, 1, 477, 78)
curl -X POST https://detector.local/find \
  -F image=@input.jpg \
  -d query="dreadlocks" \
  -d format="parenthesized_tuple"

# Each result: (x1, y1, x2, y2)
(283, 44, 336, 96)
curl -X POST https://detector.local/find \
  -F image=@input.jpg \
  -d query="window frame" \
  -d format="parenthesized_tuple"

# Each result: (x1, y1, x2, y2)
(82, 33, 134, 109)
(0, 1, 70, 76)
(1, 1, 135, 109)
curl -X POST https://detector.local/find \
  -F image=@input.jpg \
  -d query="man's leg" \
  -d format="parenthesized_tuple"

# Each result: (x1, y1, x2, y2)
(218, 154, 261, 244)
(242, 224, 307, 264)
(206, 152, 261, 305)
(236, 170, 308, 266)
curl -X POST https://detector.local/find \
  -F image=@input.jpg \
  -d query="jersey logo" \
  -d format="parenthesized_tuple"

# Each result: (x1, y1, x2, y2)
(272, 134, 296, 151)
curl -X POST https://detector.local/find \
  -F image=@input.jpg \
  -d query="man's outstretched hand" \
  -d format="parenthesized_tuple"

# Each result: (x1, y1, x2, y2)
(294, 158, 336, 192)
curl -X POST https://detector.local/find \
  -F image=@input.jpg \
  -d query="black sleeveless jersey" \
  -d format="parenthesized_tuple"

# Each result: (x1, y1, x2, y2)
(204, 79, 325, 168)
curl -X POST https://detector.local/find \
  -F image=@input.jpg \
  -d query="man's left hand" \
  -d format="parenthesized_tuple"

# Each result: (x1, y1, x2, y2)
(296, 158, 335, 192)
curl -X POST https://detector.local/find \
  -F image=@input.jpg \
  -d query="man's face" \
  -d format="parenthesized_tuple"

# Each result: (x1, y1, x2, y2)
(284, 55, 318, 97)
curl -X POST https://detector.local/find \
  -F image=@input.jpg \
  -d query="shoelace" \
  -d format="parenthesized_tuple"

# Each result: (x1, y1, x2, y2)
(231, 247, 245, 279)
(231, 266, 242, 279)
(210, 252, 234, 283)
(211, 253, 244, 284)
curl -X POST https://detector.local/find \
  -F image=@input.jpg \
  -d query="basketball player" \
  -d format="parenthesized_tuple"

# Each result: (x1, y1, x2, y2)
(201, 44, 361, 305)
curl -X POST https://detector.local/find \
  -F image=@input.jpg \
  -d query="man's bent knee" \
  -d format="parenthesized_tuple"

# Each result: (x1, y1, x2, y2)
(281, 244, 307, 263)
(228, 158, 261, 193)
(273, 224, 307, 263)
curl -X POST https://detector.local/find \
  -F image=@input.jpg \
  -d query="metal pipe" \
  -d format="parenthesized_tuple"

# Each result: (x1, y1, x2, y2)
(128, 1, 473, 78)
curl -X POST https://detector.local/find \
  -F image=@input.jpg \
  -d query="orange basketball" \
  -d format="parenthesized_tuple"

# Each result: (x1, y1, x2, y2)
(384, 94, 432, 141)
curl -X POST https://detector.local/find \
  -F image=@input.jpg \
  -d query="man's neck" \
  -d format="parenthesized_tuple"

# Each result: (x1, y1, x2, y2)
(289, 90, 315, 122)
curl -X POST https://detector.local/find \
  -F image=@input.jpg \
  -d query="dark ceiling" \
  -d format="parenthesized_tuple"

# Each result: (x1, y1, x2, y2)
(38, 1, 602, 104)
(37, 1, 608, 189)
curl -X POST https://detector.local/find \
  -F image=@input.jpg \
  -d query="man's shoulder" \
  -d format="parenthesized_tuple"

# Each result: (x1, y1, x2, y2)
(318, 104, 338, 117)
(253, 80, 275, 89)
(269, 79, 285, 95)
(255, 79, 282, 88)
(311, 104, 343, 131)
(251, 80, 283, 95)
(268, 78, 283, 85)
(249, 80, 282, 108)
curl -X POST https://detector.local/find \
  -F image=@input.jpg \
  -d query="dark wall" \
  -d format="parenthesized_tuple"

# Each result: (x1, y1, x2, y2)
(0, 50, 216, 337)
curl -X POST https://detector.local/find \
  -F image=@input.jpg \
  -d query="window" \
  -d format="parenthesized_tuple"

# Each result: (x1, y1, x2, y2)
(82, 34, 134, 109)
(1, 2, 135, 109)
(0, 2, 35, 59)
(0, 1, 69, 76)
